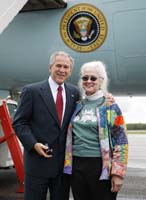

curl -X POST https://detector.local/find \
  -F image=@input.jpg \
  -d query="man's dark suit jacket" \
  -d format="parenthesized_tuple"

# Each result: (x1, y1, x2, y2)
(12, 79, 79, 178)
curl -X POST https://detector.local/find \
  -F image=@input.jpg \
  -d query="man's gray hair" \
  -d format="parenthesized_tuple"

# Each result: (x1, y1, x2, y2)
(49, 51, 74, 68)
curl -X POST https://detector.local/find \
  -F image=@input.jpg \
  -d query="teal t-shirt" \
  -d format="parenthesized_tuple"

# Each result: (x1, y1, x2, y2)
(72, 97, 104, 157)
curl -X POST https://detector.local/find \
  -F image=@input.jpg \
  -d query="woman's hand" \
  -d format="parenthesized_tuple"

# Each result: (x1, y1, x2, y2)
(111, 175, 123, 192)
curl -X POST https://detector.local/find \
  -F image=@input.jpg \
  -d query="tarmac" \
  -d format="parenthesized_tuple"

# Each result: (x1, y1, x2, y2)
(0, 166, 146, 200)
(0, 134, 146, 200)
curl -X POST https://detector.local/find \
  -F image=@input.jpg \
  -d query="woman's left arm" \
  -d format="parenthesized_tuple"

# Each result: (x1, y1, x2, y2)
(109, 103, 128, 179)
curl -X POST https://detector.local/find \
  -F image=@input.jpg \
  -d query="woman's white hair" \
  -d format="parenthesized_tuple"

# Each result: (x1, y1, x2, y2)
(79, 61, 109, 95)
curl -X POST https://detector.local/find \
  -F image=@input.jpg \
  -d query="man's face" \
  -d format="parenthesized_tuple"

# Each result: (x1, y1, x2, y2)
(49, 55, 72, 84)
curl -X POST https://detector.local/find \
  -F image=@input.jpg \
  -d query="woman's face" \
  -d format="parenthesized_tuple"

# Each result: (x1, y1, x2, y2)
(82, 68, 101, 96)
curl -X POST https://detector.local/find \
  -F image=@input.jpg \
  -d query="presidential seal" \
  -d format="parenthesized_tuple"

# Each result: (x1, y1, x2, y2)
(60, 3, 108, 52)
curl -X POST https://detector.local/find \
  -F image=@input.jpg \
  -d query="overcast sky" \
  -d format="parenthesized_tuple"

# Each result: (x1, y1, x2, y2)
(115, 96, 146, 124)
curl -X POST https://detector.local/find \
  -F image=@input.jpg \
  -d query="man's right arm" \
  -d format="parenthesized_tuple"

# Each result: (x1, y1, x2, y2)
(12, 87, 37, 152)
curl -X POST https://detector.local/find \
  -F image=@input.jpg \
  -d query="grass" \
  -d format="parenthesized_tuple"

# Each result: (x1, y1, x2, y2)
(127, 130, 146, 134)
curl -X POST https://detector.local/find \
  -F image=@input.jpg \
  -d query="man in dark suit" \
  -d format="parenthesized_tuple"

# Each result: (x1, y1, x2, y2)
(12, 51, 80, 200)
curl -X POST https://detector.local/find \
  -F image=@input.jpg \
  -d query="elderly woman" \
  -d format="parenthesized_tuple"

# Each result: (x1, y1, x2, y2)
(64, 61, 128, 200)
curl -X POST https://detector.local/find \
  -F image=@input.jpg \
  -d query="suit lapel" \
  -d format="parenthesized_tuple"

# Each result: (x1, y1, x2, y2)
(39, 80, 59, 124)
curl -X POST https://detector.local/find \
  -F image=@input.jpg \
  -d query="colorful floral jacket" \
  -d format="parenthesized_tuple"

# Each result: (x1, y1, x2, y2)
(64, 101, 128, 180)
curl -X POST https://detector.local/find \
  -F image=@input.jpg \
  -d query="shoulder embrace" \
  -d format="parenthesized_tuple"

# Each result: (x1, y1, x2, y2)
(108, 103, 122, 115)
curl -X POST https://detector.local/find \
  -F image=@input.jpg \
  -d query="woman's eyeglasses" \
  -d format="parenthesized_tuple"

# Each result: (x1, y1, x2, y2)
(82, 75, 98, 81)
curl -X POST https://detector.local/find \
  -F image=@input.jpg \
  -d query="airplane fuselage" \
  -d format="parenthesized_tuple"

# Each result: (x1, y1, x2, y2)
(0, 0, 146, 96)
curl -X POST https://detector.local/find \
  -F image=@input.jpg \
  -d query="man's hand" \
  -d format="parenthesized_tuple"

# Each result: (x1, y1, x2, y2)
(105, 93, 115, 105)
(34, 143, 53, 158)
